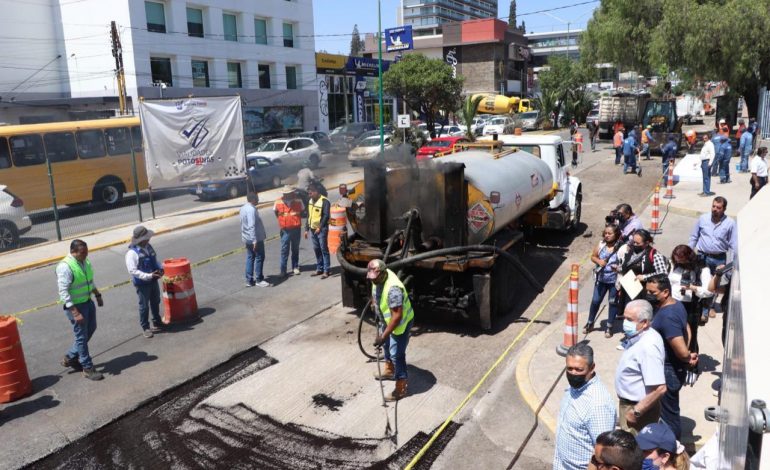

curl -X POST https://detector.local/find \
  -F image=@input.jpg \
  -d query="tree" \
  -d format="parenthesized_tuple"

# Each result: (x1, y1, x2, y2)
(382, 54, 464, 138)
(460, 95, 485, 141)
(350, 24, 365, 57)
(519, 20, 526, 33)
(508, 0, 517, 28)
(537, 56, 597, 127)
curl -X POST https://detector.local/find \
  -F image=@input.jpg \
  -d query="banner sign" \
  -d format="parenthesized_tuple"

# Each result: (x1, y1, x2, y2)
(354, 79, 367, 123)
(345, 57, 391, 77)
(138, 96, 246, 188)
(385, 26, 413, 52)
(443, 46, 461, 79)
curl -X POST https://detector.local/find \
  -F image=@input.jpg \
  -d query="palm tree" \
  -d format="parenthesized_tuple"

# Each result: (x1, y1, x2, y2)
(460, 95, 485, 141)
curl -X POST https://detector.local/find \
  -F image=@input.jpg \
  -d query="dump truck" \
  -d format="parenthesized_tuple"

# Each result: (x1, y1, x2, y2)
(337, 136, 582, 329)
(472, 94, 534, 115)
(597, 93, 649, 139)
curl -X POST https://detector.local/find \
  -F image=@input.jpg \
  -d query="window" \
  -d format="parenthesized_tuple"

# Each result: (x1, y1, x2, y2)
(44, 132, 78, 162)
(254, 18, 267, 45)
(10, 135, 46, 166)
(104, 128, 132, 155)
(258, 64, 271, 89)
(0, 138, 11, 169)
(282, 22, 294, 47)
(150, 57, 173, 86)
(191, 60, 209, 87)
(187, 7, 204, 38)
(223, 13, 237, 42)
(75, 130, 106, 159)
(131, 126, 143, 152)
(145, 1, 166, 33)
(227, 62, 242, 88)
(285, 66, 297, 89)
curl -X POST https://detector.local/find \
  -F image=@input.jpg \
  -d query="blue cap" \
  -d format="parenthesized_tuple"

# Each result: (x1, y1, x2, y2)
(636, 422, 676, 453)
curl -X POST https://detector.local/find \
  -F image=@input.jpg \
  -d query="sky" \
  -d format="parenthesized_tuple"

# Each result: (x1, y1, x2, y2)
(312, 0, 599, 54)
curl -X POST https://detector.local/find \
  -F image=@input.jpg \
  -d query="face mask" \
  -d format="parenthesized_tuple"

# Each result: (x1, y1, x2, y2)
(632, 244, 645, 254)
(623, 319, 639, 338)
(642, 458, 660, 470)
(645, 293, 660, 307)
(566, 372, 588, 389)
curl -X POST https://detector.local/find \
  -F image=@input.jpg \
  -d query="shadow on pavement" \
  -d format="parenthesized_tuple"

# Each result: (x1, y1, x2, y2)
(406, 365, 437, 397)
(0, 394, 61, 424)
(99, 351, 158, 376)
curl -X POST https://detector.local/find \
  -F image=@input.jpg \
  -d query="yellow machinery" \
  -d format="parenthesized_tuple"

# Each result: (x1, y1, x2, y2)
(472, 94, 533, 115)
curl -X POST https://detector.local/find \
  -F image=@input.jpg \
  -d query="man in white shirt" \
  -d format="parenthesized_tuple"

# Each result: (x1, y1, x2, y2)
(615, 300, 667, 435)
(699, 133, 715, 197)
(750, 146, 767, 199)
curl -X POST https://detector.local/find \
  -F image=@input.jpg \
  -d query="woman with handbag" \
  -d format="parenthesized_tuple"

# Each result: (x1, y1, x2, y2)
(584, 225, 622, 337)
(668, 245, 714, 354)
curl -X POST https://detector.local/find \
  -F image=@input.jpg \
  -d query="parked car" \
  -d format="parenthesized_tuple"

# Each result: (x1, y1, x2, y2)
(190, 178, 248, 201)
(518, 111, 540, 131)
(0, 185, 32, 251)
(298, 131, 334, 153)
(348, 134, 394, 166)
(248, 137, 322, 169)
(247, 156, 289, 190)
(483, 116, 515, 135)
(190, 157, 289, 201)
(329, 122, 377, 147)
(436, 125, 464, 137)
(416, 136, 469, 160)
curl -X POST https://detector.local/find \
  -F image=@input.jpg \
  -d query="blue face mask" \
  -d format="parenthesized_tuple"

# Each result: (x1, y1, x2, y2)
(642, 458, 660, 470)
(623, 319, 638, 338)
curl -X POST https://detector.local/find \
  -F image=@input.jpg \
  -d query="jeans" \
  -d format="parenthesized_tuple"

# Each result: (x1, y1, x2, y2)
(590, 133, 597, 151)
(641, 143, 650, 159)
(623, 153, 637, 173)
(279, 228, 301, 274)
(615, 147, 622, 164)
(245, 241, 266, 283)
(750, 176, 767, 199)
(136, 281, 162, 330)
(65, 300, 97, 369)
(662, 156, 672, 175)
(661, 363, 687, 439)
(310, 228, 330, 273)
(587, 281, 619, 327)
(382, 320, 412, 379)
(701, 160, 712, 194)
(719, 155, 731, 182)
(740, 150, 750, 171)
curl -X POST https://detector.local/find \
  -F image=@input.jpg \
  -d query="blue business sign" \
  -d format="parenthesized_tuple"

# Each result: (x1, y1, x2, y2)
(385, 25, 413, 53)
(345, 57, 391, 77)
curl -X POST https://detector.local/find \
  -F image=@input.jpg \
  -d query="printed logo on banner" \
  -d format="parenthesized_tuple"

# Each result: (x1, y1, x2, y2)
(180, 118, 210, 149)
(467, 202, 492, 233)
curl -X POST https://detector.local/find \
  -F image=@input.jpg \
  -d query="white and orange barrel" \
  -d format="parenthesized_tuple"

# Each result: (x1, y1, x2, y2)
(328, 206, 347, 254)
(0, 316, 32, 403)
(161, 258, 199, 324)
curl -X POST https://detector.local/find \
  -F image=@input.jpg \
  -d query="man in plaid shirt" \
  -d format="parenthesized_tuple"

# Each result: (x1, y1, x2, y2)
(553, 343, 617, 470)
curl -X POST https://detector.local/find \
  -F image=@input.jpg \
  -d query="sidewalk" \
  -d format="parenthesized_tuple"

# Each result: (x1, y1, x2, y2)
(516, 158, 752, 452)
(0, 168, 363, 276)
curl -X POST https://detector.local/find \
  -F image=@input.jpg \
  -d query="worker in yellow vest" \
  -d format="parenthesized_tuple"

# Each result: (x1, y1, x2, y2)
(305, 182, 331, 278)
(369, 259, 415, 401)
(56, 239, 104, 381)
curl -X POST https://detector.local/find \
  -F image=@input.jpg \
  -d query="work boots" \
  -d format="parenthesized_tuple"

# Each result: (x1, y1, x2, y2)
(385, 379, 408, 402)
(373, 361, 395, 381)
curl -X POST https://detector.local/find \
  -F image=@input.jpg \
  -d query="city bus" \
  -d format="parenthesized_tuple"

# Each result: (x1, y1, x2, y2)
(0, 117, 148, 211)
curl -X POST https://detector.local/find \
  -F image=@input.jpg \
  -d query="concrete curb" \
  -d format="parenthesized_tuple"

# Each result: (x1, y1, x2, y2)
(0, 179, 361, 277)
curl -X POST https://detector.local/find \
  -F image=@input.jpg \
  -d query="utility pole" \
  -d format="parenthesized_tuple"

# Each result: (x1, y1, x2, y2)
(110, 21, 128, 115)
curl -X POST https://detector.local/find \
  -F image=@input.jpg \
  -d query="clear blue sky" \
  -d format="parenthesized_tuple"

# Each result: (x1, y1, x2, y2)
(312, 0, 599, 54)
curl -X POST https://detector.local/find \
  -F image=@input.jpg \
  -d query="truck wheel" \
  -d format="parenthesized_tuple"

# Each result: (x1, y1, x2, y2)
(571, 191, 583, 231)
(0, 222, 20, 251)
(93, 177, 124, 206)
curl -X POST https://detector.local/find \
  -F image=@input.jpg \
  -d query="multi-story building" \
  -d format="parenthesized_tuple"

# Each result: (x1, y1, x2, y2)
(400, 0, 498, 36)
(0, 0, 319, 135)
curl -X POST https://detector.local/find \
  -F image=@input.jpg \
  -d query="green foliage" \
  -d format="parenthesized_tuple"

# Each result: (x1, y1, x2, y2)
(538, 56, 597, 127)
(508, 0, 517, 28)
(382, 54, 464, 137)
(460, 95, 485, 141)
(349, 24, 365, 57)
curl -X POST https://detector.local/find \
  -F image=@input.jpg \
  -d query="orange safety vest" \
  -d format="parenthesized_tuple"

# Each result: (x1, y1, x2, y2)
(614, 131, 624, 148)
(719, 123, 730, 137)
(275, 198, 303, 229)
(642, 129, 651, 144)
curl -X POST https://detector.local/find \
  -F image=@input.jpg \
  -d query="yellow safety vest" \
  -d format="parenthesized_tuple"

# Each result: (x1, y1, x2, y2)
(59, 255, 94, 305)
(371, 269, 414, 336)
(308, 195, 328, 230)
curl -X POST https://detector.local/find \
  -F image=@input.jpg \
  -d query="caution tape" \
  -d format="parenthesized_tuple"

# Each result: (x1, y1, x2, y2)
(161, 273, 192, 284)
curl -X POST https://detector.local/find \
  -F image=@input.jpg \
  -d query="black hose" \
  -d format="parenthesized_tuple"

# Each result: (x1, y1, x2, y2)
(337, 243, 544, 293)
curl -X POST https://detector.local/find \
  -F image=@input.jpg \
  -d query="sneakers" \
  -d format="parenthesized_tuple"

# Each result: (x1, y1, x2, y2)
(605, 329, 613, 339)
(150, 324, 164, 333)
(143, 329, 154, 338)
(82, 368, 104, 381)
(245, 281, 254, 287)
(254, 280, 272, 287)
(61, 355, 82, 371)
(293, 268, 301, 275)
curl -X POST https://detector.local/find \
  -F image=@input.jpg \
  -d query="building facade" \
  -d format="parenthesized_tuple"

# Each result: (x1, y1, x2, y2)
(400, 0, 498, 36)
(0, 0, 319, 134)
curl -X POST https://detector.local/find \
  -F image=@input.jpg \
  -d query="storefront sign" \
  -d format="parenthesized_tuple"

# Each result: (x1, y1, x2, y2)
(316, 53, 347, 75)
(354, 79, 367, 122)
(443, 46, 460, 79)
(385, 26, 413, 52)
(345, 57, 391, 77)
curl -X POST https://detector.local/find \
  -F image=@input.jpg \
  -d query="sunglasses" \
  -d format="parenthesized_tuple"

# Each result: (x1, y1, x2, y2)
(591, 454, 622, 469)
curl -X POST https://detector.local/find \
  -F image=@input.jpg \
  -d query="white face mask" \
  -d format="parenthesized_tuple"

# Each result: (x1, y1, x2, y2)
(622, 319, 639, 337)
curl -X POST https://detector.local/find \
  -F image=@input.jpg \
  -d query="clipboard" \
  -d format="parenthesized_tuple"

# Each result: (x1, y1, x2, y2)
(620, 271, 643, 299)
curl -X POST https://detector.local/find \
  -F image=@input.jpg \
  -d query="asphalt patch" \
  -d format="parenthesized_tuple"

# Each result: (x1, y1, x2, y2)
(28, 344, 461, 469)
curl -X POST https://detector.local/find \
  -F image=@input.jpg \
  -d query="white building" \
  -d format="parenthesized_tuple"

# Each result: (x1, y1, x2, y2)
(0, 0, 319, 134)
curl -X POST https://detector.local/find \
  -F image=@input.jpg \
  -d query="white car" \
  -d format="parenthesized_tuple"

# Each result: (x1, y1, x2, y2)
(482, 116, 515, 135)
(0, 185, 32, 251)
(348, 135, 393, 166)
(518, 111, 540, 131)
(247, 138, 321, 169)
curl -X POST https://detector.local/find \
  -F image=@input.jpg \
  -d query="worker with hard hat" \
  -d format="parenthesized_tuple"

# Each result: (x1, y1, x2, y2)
(718, 118, 730, 138)
(274, 186, 305, 277)
(369, 259, 415, 402)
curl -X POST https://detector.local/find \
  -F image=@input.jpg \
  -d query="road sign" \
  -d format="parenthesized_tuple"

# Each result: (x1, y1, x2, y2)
(397, 114, 411, 128)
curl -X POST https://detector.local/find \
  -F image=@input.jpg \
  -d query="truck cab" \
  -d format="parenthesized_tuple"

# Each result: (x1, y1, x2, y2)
(483, 134, 582, 230)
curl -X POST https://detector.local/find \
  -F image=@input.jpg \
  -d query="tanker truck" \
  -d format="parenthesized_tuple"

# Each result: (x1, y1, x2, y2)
(472, 94, 534, 115)
(337, 137, 582, 330)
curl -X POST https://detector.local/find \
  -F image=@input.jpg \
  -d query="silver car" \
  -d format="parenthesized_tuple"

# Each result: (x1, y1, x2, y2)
(0, 185, 32, 251)
(348, 135, 393, 166)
